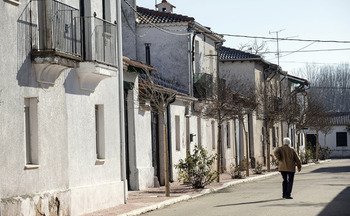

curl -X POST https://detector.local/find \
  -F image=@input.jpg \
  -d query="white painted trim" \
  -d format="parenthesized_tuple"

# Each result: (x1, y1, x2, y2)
(4, 0, 20, 6)
(24, 164, 40, 170)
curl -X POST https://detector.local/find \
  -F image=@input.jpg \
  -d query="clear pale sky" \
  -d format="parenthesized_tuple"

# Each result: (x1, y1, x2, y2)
(137, 0, 350, 76)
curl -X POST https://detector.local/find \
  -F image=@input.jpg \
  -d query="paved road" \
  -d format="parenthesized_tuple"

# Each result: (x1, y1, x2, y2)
(143, 159, 350, 216)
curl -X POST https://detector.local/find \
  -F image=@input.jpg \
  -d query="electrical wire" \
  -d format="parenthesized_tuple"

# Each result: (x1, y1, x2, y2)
(266, 47, 350, 54)
(121, 3, 151, 37)
(222, 34, 350, 44)
(123, 0, 191, 36)
(267, 42, 316, 61)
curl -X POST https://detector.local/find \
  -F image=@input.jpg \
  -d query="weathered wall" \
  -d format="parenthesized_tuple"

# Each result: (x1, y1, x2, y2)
(307, 127, 350, 158)
(1, 1, 70, 215)
(136, 24, 190, 92)
(1, 0, 126, 215)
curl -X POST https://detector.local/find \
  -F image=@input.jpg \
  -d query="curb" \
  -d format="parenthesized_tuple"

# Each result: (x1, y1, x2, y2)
(118, 160, 331, 216)
(118, 172, 280, 216)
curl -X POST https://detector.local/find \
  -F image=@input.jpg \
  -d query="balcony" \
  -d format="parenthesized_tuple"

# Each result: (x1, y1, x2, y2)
(193, 73, 213, 99)
(28, 0, 118, 91)
(76, 16, 118, 91)
(31, 0, 81, 84)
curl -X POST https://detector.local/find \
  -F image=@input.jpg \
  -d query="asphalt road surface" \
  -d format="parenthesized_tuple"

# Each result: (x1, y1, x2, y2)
(143, 159, 350, 216)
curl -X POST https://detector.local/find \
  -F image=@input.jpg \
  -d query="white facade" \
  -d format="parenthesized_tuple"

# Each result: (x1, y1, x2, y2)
(1, 0, 126, 215)
(306, 126, 350, 158)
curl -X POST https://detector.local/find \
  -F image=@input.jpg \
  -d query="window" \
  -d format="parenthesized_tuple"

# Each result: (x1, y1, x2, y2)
(212, 121, 216, 149)
(24, 98, 39, 166)
(145, 43, 151, 65)
(209, 50, 214, 73)
(95, 105, 105, 159)
(4, 0, 20, 6)
(272, 127, 276, 147)
(197, 117, 202, 147)
(175, 115, 180, 151)
(336, 132, 347, 147)
(195, 40, 200, 74)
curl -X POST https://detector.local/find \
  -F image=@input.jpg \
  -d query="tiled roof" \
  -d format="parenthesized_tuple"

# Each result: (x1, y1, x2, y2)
(137, 6, 194, 24)
(220, 46, 261, 61)
(326, 112, 350, 126)
(287, 74, 310, 86)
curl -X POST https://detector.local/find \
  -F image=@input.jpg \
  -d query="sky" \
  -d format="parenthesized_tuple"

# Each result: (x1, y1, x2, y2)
(136, 0, 350, 76)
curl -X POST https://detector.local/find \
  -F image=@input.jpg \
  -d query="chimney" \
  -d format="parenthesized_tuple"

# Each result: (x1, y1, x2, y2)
(156, 0, 176, 13)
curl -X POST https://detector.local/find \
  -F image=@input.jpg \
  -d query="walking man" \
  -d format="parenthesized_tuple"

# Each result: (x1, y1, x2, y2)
(274, 137, 301, 199)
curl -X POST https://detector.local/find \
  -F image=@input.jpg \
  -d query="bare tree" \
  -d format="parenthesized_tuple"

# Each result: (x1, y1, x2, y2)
(202, 78, 237, 182)
(304, 96, 328, 161)
(138, 71, 177, 197)
(238, 39, 270, 58)
(256, 78, 283, 172)
(296, 63, 350, 112)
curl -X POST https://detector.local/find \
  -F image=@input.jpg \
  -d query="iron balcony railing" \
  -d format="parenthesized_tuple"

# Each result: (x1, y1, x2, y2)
(27, 0, 117, 66)
(193, 73, 213, 99)
(28, 0, 81, 57)
(51, 0, 81, 56)
(82, 16, 117, 66)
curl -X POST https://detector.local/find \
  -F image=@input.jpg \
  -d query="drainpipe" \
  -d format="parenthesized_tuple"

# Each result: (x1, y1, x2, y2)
(280, 72, 286, 142)
(116, 0, 127, 204)
(188, 22, 195, 96)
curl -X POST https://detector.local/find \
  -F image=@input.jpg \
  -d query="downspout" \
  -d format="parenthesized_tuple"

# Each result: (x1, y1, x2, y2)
(116, 0, 127, 204)
(280, 74, 286, 142)
(188, 22, 195, 97)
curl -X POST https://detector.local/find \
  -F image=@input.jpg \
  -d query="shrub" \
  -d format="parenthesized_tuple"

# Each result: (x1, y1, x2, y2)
(270, 154, 279, 167)
(175, 145, 219, 188)
(319, 146, 333, 160)
(229, 163, 245, 179)
(253, 162, 263, 174)
(300, 149, 313, 164)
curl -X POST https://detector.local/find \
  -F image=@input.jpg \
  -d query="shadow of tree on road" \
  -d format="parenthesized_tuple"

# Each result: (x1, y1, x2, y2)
(214, 198, 282, 207)
(311, 166, 350, 173)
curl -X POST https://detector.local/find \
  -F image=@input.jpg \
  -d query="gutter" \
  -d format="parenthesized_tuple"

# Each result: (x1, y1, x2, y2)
(191, 21, 225, 43)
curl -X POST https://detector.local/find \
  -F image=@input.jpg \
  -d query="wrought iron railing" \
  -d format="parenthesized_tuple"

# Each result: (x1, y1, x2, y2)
(28, 0, 81, 57)
(24, 0, 118, 66)
(82, 16, 117, 66)
(51, 0, 81, 56)
(194, 73, 213, 99)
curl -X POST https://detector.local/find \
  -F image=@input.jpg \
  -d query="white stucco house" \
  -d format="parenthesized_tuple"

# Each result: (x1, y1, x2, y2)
(219, 47, 309, 168)
(122, 0, 235, 186)
(1, 0, 127, 215)
(305, 112, 350, 158)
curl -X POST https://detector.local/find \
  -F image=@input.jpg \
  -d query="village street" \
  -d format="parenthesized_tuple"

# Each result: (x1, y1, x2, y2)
(143, 159, 350, 216)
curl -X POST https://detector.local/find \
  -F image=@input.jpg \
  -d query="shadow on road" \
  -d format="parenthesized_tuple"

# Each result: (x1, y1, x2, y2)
(311, 166, 350, 173)
(318, 187, 350, 216)
(214, 198, 281, 207)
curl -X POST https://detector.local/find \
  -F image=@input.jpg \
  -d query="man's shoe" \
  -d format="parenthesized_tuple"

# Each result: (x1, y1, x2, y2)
(285, 196, 293, 199)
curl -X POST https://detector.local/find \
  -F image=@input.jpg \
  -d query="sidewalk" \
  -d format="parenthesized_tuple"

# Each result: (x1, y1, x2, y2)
(84, 161, 329, 216)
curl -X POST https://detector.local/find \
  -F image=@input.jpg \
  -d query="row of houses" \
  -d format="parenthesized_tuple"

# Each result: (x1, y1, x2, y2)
(1, 0, 348, 215)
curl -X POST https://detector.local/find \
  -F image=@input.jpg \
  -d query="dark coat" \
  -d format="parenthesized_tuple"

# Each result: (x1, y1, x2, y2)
(274, 145, 301, 172)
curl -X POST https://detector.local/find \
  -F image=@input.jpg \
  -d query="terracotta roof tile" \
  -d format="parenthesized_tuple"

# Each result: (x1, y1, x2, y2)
(137, 6, 194, 24)
(220, 46, 261, 61)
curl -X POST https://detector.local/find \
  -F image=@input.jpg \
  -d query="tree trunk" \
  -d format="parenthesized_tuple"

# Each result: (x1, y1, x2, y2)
(217, 125, 222, 182)
(315, 131, 319, 161)
(266, 125, 271, 172)
(297, 133, 300, 155)
(234, 120, 238, 167)
(245, 130, 249, 177)
(163, 122, 170, 197)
